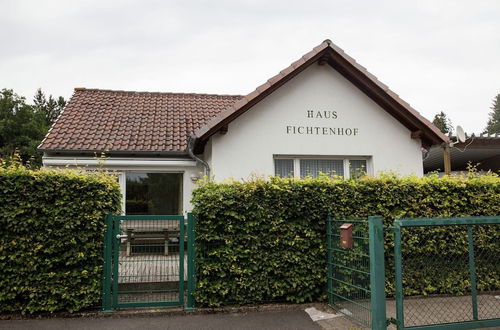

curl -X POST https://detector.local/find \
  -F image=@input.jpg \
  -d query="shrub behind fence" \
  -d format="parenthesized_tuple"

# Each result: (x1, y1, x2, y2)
(192, 174, 500, 307)
(0, 166, 121, 313)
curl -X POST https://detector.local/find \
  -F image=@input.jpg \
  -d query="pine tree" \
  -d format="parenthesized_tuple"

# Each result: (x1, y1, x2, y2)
(432, 111, 453, 134)
(484, 93, 500, 134)
(32, 88, 66, 125)
(46, 95, 58, 124)
(33, 88, 47, 114)
(57, 96, 66, 112)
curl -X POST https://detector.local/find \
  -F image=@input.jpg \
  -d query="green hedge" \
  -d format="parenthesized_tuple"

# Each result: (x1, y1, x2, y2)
(192, 174, 500, 306)
(0, 165, 121, 313)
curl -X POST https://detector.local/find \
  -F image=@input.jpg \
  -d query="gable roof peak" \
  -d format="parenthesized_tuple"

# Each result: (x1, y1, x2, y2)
(194, 38, 448, 150)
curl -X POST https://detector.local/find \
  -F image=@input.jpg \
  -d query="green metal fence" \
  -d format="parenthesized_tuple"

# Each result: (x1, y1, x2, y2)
(393, 216, 500, 330)
(327, 215, 386, 330)
(102, 213, 196, 311)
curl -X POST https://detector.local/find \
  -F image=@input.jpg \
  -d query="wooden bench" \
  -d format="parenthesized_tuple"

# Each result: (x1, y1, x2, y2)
(124, 228, 179, 256)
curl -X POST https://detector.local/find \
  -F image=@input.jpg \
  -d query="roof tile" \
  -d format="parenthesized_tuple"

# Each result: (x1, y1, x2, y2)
(39, 90, 242, 153)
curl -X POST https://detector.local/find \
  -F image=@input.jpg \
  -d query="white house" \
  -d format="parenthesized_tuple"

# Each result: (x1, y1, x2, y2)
(39, 39, 448, 214)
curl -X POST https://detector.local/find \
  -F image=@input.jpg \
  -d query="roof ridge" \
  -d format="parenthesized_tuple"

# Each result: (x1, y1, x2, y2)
(74, 87, 243, 98)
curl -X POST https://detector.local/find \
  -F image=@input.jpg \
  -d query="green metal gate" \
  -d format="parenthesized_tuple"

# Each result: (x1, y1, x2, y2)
(102, 213, 196, 311)
(393, 216, 500, 330)
(328, 215, 499, 330)
(326, 215, 387, 330)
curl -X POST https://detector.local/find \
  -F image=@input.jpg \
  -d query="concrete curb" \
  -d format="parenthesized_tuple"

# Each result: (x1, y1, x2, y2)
(0, 302, 328, 321)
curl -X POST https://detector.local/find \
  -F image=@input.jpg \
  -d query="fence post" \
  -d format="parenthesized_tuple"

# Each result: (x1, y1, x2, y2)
(185, 213, 196, 310)
(178, 213, 186, 305)
(369, 216, 386, 330)
(467, 225, 479, 321)
(102, 213, 114, 312)
(326, 214, 333, 307)
(393, 221, 404, 330)
(111, 215, 120, 308)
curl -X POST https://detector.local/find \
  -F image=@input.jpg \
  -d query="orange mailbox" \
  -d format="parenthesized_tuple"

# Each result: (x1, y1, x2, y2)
(340, 223, 353, 249)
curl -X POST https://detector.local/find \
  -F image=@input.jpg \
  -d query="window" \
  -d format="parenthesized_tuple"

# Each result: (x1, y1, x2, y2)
(275, 159, 294, 177)
(125, 173, 182, 215)
(349, 159, 367, 179)
(300, 159, 344, 178)
(274, 157, 368, 179)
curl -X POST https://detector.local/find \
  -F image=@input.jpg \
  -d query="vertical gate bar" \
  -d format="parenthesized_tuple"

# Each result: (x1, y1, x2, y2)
(394, 223, 404, 330)
(111, 216, 120, 308)
(178, 215, 185, 305)
(326, 214, 333, 307)
(102, 213, 114, 312)
(467, 225, 479, 321)
(369, 216, 386, 330)
(186, 213, 196, 310)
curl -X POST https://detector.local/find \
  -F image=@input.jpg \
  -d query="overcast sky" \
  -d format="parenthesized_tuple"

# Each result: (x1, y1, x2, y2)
(1, 0, 499, 134)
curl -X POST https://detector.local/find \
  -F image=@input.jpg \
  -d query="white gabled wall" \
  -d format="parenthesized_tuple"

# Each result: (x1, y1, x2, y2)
(208, 64, 423, 180)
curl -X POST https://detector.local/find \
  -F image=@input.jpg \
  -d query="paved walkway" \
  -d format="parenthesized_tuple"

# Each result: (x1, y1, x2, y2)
(0, 310, 320, 330)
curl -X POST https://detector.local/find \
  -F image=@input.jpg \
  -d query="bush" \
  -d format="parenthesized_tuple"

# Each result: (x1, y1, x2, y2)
(0, 165, 121, 313)
(192, 173, 500, 306)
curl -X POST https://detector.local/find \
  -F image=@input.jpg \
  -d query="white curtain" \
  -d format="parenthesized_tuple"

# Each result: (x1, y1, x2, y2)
(300, 159, 344, 178)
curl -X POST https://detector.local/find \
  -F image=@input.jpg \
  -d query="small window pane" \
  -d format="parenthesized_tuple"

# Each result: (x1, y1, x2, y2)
(350, 160, 367, 179)
(300, 159, 344, 178)
(126, 173, 182, 215)
(275, 159, 294, 177)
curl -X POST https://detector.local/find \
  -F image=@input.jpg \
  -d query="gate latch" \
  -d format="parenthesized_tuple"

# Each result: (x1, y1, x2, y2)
(116, 234, 128, 243)
(340, 223, 353, 249)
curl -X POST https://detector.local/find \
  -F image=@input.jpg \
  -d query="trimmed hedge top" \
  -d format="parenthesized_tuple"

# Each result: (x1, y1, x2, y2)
(0, 165, 121, 313)
(192, 173, 500, 306)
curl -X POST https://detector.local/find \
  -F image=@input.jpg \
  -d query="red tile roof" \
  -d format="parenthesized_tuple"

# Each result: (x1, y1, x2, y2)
(38, 89, 242, 153)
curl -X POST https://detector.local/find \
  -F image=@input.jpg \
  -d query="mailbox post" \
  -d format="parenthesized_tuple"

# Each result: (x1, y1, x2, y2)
(340, 223, 353, 249)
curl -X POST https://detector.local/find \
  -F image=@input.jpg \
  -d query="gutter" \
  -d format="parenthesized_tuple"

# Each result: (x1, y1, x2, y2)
(187, 134, 210, 179)
(42, 157, 197, 167)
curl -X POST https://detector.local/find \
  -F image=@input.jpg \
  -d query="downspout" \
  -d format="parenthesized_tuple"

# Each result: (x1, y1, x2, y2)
(187, 134, 210, 179)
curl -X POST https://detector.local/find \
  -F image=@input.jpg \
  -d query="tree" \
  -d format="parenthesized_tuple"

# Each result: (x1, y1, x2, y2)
(432, 111, 453, 134)
(33, 88, 66, 125)
(33, 88, 47, 113)
(0, 89, 49, 166)
(484, 93, 500, 134)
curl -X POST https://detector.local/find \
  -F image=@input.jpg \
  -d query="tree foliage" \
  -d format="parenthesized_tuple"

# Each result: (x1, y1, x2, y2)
(0, 89, 48, 167)
(432, 111, 453, 134)
(33, 88, 66, 126)
(484, 93, 500, 134)
(0, 88, 66, 167)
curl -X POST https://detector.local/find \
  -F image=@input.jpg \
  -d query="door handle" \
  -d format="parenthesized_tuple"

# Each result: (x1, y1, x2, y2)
(116, 234, 128, 243)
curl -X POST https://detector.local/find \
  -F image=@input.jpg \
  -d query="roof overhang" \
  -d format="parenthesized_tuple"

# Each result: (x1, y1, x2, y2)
(42, 156, 197, 168)
(424, 136, 500, 172)
(40, 148, 190, 157)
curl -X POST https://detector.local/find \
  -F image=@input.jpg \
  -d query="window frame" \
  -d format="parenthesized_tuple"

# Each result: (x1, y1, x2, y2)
(118, 170, 184, 215)
(273, 155, 371, 179)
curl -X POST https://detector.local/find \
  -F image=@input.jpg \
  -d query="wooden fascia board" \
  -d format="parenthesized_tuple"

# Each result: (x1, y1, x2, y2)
(195, 50, 326, 146)
(325, 49, 444, 147)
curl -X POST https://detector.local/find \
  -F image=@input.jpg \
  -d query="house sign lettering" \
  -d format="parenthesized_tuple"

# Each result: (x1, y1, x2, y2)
(286, 110, 359, 136)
